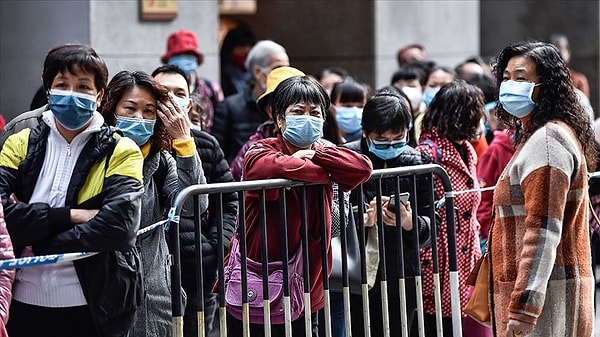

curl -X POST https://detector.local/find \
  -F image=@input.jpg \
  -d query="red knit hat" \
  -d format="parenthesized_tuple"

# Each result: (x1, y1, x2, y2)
(161, 30, 204, 64)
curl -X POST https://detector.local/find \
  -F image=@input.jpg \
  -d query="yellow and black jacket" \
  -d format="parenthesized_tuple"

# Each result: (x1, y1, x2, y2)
(0, 122, 144, 337)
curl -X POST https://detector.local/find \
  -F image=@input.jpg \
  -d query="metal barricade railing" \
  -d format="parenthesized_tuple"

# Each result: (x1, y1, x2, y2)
(166, 163, 464, 337)
(0, 163, 463, 337)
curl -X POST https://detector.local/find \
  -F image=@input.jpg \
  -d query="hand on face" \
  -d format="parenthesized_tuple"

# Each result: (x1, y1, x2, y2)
(157, 94, 191, 140)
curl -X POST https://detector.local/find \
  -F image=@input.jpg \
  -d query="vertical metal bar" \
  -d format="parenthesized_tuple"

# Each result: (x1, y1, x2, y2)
(393, 178, 408, 337)
(443, 191, 462, 337)
(355, 185, 371, 337)
(170, 209, 184, 337)
(278, 188, 293, 337)
(376, 179, 390, 337)
(258, 189, 272, 337)
(194, 195, 206, 337)
(215, 192, 226, 337)
(412, 174, 425, 337)
(337, 186, 352, 337)
(300, 186, 312, 337)
(237, 191, 250, 337)
(429, 174, 443, 337)
(319, 186, 332, 337)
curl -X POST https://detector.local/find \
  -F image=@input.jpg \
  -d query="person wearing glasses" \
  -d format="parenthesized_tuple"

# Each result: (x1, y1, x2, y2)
(342, 89, 434, 337)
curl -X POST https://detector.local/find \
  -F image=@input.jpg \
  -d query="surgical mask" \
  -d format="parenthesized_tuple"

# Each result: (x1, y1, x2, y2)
(401, 86, 422, 112)
(335, 106, 363, 134)
(422, 87, 440, 107)
(282, 115, 323, 148)
(499, 80, 540, 118)
(368, 137, 408, 160)
(49, 89, 97, 130)
(115, 115, 156, 146)
(168, 55, 198, 75)
(173, 95, 190, 112)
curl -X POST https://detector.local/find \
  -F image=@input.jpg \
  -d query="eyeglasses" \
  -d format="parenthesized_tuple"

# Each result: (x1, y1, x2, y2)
(370, 138, 408, 150)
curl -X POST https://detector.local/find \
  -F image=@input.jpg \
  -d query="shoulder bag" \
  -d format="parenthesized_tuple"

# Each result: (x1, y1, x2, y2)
(223, 233, 304, 324)
(464, 252, 491, 327)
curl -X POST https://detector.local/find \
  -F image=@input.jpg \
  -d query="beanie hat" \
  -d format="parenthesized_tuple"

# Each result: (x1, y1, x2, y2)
(161, 30, 204, 64)
(257, 66, 305, 111)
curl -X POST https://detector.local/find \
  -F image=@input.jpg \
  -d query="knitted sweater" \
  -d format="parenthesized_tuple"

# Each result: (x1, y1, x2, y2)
(489, 121, 594, 337)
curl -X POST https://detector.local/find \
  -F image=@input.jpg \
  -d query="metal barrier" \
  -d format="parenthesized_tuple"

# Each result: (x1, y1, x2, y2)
(166, 163, 464, 337)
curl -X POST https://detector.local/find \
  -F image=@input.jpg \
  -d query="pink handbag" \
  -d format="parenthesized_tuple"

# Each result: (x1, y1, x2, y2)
(224, 234, 304, 324)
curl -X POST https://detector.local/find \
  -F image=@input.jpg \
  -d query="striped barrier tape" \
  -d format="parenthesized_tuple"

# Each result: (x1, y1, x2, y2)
(0, 219, 168, 270)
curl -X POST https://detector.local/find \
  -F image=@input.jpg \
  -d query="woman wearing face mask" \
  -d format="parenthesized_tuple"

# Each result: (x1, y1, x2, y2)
(230, 75, 372, 337)
(415, 80, 489, 337)
(330, 78, 368, 142)
(100, 70, 208, 337)
(0, 44, 145, 337)
(342, 89, 435, 337)
(489, 41, 596, 337)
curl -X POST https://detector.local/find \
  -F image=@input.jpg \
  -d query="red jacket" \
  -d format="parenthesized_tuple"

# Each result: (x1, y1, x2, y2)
(476, 130, 515, 239)
(242, 135, 372, 313)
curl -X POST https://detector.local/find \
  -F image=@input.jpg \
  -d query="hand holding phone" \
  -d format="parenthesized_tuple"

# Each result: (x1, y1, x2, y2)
(387, 192, 410, 211)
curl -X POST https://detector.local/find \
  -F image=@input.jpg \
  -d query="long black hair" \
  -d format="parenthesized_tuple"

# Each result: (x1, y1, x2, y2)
(492, 41, 596, 170)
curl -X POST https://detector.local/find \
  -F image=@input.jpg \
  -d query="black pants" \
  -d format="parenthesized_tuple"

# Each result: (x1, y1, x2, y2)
(227, 311, 319, 337)
(422, 313, 453, 337)
(7, 300, 102, 337)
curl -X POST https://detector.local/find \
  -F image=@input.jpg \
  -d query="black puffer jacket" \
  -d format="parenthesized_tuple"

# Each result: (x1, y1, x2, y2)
(343, 138, 435, 290)
(211, 85, 267, 163)
(180, 127, 238, 290)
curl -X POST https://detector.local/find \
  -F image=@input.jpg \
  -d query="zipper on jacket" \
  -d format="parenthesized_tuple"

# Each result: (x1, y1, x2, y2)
(67, 143, 71, 156)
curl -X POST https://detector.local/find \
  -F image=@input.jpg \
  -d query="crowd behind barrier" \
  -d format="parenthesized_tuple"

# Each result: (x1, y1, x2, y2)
(7, 167, 600, 336)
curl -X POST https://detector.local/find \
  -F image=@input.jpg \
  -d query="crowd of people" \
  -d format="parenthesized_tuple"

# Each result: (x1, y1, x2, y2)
(0, 22, 595, 337)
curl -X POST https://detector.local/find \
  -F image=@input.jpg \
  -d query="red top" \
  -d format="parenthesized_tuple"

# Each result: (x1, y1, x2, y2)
(476, 130, 515, 239)
(242, 135, 372, 313)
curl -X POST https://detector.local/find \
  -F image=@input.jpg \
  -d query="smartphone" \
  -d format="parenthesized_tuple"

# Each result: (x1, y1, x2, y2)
(387, 192, 410, 211)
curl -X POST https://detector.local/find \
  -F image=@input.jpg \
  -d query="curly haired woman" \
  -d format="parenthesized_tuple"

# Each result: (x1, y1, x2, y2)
(489, 41, 596, 337)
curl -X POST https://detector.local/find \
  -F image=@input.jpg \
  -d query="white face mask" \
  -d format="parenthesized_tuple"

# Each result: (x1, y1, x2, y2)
(401, 86, 423, 112)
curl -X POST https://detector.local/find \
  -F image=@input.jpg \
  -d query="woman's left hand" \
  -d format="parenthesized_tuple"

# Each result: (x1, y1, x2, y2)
(505, 319, 534, 337)
(157, 94, 191, 140)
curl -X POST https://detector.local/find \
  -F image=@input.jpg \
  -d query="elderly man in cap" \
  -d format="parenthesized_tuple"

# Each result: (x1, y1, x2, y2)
(228, 66, 305, 181)
(162, 30, 224, 132)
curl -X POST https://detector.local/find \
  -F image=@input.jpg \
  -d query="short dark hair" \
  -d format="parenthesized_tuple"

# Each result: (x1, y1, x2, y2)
(390, 64, 426, 85)
(330, 78, 366, 104)
(361, 89, 412, 136)
(99, 70, 170, 153)
(271, 76, 329, 123)
(151, 64, 190, 88)
(42, 44, 108, 94)
(421, 80, 484, 142)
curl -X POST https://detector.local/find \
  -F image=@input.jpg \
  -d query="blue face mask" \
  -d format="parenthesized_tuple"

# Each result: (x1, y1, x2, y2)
(335, 106, 363, 134)
(282, 115, 323, 148)
(49, 89, 97, 130)
(173, 95, 190, 112)
(499, 80, 540, 118)
(368, 137, 408, 160)
(115, 115, 156, 146)
(168, 54, 198, 75)
(422, 87, 440, 107)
